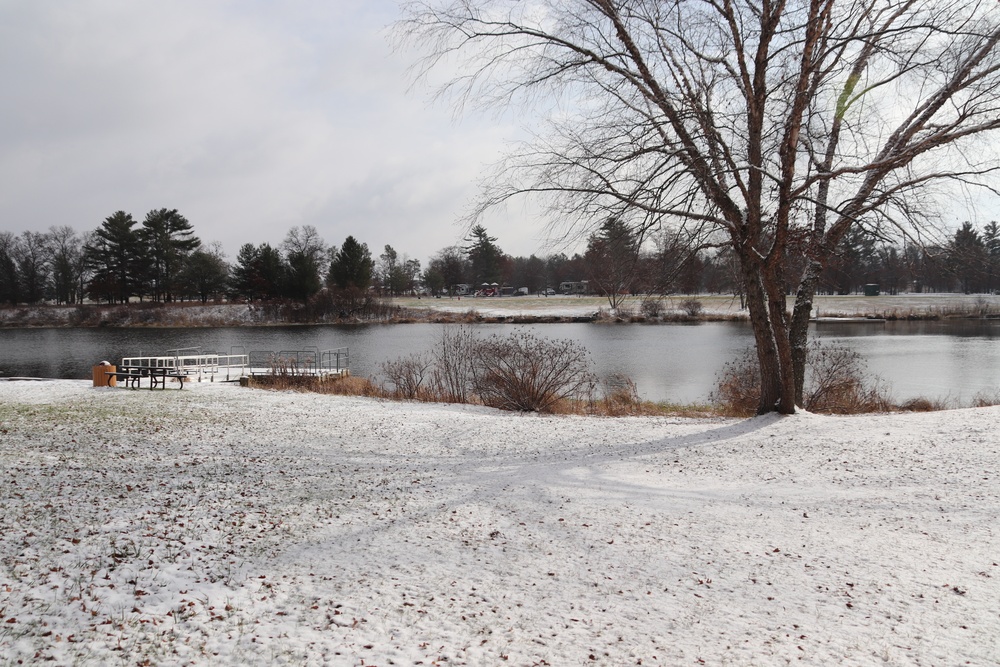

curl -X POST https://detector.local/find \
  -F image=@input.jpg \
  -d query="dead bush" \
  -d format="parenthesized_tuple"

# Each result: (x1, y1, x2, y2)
(679, 298, 704, 317)
(470, 329, 596, 413)
(804, 343, 893, 414)
(971, 390, 1000, 407)
(713, 341, 892, 415)
(640, 298, 665, 319)
(429, 326, 478, 403)
(614, 303, 636, 320)
(381, 354, 432, 399)
(599, 373, 643, 416)
(711, 347, 761, 417)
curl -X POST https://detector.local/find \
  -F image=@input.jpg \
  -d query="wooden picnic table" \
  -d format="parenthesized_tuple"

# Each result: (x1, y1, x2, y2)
(105, 367, 186, 390)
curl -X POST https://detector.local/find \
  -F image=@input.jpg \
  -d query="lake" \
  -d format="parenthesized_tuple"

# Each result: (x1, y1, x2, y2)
(2, 320, 999, 404)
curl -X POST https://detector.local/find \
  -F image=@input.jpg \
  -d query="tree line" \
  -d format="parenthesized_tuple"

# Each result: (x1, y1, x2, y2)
(1, 210, 997, 308)
(401, 0, 1000, 414)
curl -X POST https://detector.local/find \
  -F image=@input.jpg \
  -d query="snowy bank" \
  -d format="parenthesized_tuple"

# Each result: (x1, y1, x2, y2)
(1, 381, 997, 665)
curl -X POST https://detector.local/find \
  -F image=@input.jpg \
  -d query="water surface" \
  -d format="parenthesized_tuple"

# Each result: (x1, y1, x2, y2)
(2, 320, 998, 404)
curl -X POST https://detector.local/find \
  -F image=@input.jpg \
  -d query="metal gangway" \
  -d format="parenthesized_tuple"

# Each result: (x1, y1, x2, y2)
(247, 346, 350, 380)
(121, 346, 250, 383)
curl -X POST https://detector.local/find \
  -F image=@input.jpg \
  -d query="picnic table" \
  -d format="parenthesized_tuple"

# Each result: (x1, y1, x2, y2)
(105, 367, 186, 390)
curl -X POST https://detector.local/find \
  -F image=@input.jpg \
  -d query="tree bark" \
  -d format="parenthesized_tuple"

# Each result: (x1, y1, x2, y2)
(742, 261, 782, 414)
(790, 260, 822, 405)
(763, 263, 797, 414)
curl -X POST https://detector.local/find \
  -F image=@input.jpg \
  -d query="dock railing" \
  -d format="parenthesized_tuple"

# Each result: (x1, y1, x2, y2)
(121, 346, 250, 382)
(120, 345, 347, 383)
(247, 347, 349, 379)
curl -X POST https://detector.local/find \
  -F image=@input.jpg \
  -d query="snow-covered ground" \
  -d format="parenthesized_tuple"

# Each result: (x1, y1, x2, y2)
(1, 380, 997, 665)
(395, 292, 1000, 319)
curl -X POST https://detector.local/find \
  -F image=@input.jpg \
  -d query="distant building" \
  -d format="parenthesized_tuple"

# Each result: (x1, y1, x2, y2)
(559, 280, 590, 295)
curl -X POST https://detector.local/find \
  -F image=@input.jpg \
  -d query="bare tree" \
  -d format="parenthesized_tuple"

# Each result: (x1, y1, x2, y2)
(401, 0, 1000, 413)
(13, 231, 51, 304)
(282, 225, 327, 303)
(282, 225, 327, 266)
(48, 225, 87, 304)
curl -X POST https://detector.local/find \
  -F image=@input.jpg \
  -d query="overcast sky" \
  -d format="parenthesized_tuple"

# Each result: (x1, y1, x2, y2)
(0, 0, 550, 264)
(3, 2, 998, 268)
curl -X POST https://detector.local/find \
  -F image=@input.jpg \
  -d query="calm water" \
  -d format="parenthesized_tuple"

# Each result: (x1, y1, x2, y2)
(2, 321, 999, 404)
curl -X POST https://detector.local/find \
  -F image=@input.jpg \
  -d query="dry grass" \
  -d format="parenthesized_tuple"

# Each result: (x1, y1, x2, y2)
(971, 390, 1000, 408)
(897, 396, 951, 412)
(245, 373, 383, 397)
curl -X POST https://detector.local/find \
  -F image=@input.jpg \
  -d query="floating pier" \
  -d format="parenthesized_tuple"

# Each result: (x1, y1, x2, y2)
(118, 346, 350, 383)
(246, 347, 350, 380)
(120, 347, 250, 383)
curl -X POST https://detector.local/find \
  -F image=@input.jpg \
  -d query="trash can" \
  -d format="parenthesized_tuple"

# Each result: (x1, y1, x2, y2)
(93, 361, 115, 387)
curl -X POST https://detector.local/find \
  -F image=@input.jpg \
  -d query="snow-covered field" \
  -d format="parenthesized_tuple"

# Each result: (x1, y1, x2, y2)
(395, 292, 1000, 319)
(1, 380, 997, 666)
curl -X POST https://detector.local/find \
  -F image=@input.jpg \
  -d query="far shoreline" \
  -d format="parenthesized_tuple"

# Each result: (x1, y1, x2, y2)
(1, 292, 999, 328)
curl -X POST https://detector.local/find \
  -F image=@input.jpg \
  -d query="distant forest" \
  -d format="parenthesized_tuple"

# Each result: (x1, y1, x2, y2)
(1, 210, 999, 306)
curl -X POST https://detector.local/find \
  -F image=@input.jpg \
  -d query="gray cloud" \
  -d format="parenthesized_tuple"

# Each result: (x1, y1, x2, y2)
(0, 0, 548, 263)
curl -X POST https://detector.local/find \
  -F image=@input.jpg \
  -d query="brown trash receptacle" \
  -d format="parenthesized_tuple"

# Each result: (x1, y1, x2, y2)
(93, 364, 116, 387)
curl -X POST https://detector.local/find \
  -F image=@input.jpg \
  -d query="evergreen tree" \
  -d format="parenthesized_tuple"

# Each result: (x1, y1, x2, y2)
(229, 243, 286, 300)
(328, 236, 373, 290)
(950, 221, 987, 293)
(230, 243, 261, 301)
(378, 245, 401, 295)
(285, 250, 322, 302)
(983, 221, 1000, 292)
(140, 208, 200, 302)
(178, 244, 229, 303)
(584, 218, 641, 308)
(464, 225, 503, 287)
(86, 211, 140, 303)
(422, 265, 446, 295)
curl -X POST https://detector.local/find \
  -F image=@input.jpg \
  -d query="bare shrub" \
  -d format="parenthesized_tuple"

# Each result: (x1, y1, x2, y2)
(640, 298, 665, 319)
(381, 354, 432, 399)
(470, 329, 596, 413)
(599, 373, 643, 416)
(301, 287, 399, 322)
(711, 347, 761, 417)
(971, 390, 1000, 407)
(679, 298, 704, 317)
(68, 306, 102, 327)
(804, 342, 892, 414)
(614, 303, 635, 319)
(429, 326, 478, 403)
(713, 341, 892, 415)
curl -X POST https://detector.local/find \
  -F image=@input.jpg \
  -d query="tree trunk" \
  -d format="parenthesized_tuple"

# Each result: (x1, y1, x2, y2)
(762, 263, 796, 414)
(790, 260, 822, 405)
(742, 264, 782, 414)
